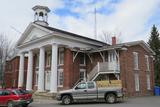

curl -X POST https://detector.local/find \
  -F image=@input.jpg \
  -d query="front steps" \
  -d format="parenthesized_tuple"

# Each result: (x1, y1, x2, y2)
(33, 91, 57, 100)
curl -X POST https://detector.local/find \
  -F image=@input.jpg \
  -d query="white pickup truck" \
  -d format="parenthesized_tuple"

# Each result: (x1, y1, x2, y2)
(56, 81, 123, 105)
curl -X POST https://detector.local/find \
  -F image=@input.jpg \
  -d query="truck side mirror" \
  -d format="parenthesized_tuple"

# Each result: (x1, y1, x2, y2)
(75, 87, 79, 90)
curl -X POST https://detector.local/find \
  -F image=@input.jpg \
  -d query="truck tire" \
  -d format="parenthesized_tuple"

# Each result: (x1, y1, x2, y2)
(62, 95, 72, 105)
(7, 101, 14, 107)
(105, 93, 116, 104)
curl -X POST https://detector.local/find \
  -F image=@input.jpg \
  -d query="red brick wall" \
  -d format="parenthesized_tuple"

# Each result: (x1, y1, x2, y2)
(4, 56, 28, 88)
(63, 48, 74, 89)
(120, 45, 154, 96)
(63, 49, 101, 90)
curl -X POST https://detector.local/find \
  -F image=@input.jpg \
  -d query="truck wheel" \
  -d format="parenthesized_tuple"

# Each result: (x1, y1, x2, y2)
(7, 101, 14, 107)
(62, 95, 72, 105)
(105, 93, 116, 104)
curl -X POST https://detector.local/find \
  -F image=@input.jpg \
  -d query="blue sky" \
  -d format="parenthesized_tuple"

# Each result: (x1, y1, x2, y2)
(0, 0, 160, 43)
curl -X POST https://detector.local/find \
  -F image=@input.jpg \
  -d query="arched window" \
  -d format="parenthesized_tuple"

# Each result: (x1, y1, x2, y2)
(39, 12, 44, 17)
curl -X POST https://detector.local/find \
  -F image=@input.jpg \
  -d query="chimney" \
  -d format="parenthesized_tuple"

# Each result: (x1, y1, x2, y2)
(112, 36, 116, 45)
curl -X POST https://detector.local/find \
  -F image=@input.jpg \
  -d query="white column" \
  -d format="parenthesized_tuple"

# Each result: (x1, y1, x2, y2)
(18, 53, 24, 87)
(26, 50, 33, 90)
(50, 43, 58, 93)
(38, 47, 45, 92)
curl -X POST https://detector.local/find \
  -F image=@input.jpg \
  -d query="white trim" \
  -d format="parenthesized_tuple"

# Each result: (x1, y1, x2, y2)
(87, 54, 93, 63)
(17, 22, 53, 46)
(134, 73, 140, 91)
(146, 74, 151, 90)
(73, 51, 79, 62)
(99, 52, 105, 62)
(58, 48, 64, 65)
(133, 52, 139, 70)
(58, 69, 64, 87)
(145, 55, 150, 71)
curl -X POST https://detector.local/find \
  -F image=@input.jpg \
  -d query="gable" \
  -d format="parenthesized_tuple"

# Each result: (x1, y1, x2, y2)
(22, 27, 48, 44)
(17, 23, 52, 46)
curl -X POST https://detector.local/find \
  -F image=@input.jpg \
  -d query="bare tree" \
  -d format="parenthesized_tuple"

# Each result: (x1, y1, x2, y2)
(0, 34, 15, 87)
(99, 31, 123, 44)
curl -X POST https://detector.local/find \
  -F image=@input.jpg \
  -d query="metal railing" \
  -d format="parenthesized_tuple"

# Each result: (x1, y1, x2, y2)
(88, 61, 120, 81)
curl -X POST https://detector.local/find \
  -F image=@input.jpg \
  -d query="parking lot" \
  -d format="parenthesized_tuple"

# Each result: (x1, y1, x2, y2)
(29, 96, 160, 107)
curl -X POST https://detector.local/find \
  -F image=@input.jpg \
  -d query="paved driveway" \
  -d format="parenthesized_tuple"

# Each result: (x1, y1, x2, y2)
(29, 96, 160, 107)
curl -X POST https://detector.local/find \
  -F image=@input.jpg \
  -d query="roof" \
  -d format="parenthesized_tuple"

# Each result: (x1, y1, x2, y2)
(91, 40, 155, 55)
(32, 5, 50, 12)
(37, 23, 108, 46)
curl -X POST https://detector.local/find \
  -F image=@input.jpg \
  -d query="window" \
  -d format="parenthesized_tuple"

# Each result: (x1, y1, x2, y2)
(108, 51, 116, 62)
(80, 69, 86, 81)
(75, 82, 87, 89)
(146, 74, 151, 90)
(133, 52, 139, 70)
(80, 53, 85, 65)
(145, 55, 150, 71)
(58, 48, 64, 65)
(87, 82, 95, 89)
(58, 69, 63, 87)
(46, 51, 51, 67)
(134, 73, 140, 91)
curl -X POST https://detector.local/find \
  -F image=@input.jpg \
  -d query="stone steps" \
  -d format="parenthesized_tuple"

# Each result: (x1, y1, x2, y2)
(33, 91, 57, 100)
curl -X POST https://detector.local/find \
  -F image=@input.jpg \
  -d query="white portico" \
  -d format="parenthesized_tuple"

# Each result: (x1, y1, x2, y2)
(17, 5, 105, 92)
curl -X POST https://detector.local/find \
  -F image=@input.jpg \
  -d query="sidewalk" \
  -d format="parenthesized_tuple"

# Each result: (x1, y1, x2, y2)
(33, 99, 60, 104)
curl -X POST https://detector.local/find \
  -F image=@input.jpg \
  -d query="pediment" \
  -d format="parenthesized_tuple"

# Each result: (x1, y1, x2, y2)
(22, 27, 48, 43)
(17, 23, 52, 46)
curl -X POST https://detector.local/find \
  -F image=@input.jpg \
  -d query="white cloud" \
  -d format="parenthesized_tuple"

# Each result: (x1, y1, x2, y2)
(0, 0, 64, 41)
(0, 0, 160, 44)
(59, 0, 160, 42)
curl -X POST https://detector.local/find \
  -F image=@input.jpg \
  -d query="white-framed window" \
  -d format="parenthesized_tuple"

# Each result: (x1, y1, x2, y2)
(145, 55, 150, 71)
(108, 51, 116, 62)
(80, 69, 86, 81)
(80, 53, 86, 66)
(46, 51, 51, 67)
(146, 74, 151, 90)
(134, 73, 140, 91)
(35, 70, 39, 86)
(58, 48, 64, 65)
(58, 69, 64, 87)
(133, 52, 139, 70)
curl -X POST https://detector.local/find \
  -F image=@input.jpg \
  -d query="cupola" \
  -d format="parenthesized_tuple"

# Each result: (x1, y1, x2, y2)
(32, 5, 50, 26)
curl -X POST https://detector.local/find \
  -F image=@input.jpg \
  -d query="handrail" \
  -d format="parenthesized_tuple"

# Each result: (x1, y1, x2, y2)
(88, 61, 120, 81)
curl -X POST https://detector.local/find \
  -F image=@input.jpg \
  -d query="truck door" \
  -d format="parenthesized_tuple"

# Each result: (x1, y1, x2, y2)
(72, 82, 88, 100)
(87, 82, 97, 99)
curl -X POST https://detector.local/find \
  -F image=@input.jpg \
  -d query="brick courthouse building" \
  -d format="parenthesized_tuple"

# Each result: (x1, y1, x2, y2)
(4, 5, 154, 96)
